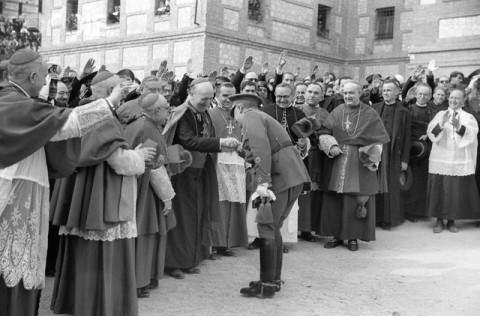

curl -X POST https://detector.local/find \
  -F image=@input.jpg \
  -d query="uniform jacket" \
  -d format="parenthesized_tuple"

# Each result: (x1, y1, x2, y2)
(241, 109, 310, 194)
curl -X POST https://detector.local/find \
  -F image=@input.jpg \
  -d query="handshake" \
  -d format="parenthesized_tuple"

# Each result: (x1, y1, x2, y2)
(220, 137, 241, 151)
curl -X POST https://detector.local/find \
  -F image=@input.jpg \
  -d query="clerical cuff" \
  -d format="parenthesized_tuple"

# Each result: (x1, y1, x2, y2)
(456, 125, 466, 136)
(431, 124, 443, 137)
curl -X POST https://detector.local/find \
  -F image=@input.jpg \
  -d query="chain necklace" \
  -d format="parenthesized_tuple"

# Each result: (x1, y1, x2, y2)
(342, 104, 361, 137)
(189, 104, 208, 137)
(218, 106, 236, 136)
(275, 104, 297, 132)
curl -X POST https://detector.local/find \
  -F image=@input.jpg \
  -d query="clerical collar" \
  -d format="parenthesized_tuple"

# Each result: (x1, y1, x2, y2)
(308, 103, 320, 108)
(416, 103, 427, 108)
(9, 80, 30, 98)
(277, 103, 292, 109)
(385, 101, 396, 106)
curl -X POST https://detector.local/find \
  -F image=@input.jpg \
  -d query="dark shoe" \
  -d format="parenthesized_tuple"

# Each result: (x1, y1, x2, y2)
(148, 278, 159, 290)
(183, 267, 201, 274)
(446, 220, 459, 233)
(247, 238, 261, 250)
(405, 215, 418, 223)
(380, 222, 391, 230)
(248, 280, 282, 292)
(324, 237, 343, 249)
(347, 239, 359, 251)
(216, 247, 235, 257)
(166, 268, 185, 279)
(208, 253, 221, 260)
(137, 287, 150, 298)
(240, 281, 276, 299)
(433, 219, 445, 233)
(299, 232, 316, 242)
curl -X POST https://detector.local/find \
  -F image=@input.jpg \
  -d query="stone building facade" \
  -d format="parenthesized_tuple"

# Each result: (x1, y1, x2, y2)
(39, 0, 480, 82)
(1, 0, 41, 29)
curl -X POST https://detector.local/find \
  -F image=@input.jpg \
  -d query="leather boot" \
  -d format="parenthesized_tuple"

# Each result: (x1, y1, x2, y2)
(274, 231, 283, 284)
(248, 280, 282, 292)
(259, 238, 277, 283)
(240, 281, 276, 298)
(241, 238, 277, 298)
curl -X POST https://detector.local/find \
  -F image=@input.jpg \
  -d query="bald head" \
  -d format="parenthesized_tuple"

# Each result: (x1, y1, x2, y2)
(190, 81, 214, 113)
(343, 82, 362, 106)
(91, 75, 125, 99)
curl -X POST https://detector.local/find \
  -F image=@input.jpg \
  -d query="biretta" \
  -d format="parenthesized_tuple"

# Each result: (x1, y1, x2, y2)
(91, 70, 114, 86)
(228, 93, 263, 118)
(9, 49, 41, 65)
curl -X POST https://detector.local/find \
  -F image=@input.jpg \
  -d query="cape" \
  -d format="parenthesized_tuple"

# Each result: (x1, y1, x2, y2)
(0, 82, 72, 168)
(123, 115, 176, 235)
(320, 102, 390, 146)
(50, 118, 131, 231)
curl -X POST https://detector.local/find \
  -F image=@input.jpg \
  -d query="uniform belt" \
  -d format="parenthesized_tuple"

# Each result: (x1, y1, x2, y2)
(272, 139, 293, 154)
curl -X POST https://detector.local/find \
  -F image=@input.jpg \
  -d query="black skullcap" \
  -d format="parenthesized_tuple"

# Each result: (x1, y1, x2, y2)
(9, 49, 41, 65)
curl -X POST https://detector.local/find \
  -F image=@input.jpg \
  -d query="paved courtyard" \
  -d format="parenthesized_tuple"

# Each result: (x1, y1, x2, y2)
(39, 218, 480, 315)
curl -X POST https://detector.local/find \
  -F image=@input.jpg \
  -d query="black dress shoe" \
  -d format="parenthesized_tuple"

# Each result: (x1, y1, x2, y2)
(248, 280, 282, 292)
(347, 239, 359, 251)
(148, 278, 159, 290)
(299, 232, 316, 242)
(137, 287, 150, 298)
(247, 238, 261, 250)
(241, 281, 276, 298)
(216, 247, 235, 257)
(380, 222, 391, 230)
(324, 237, 343, 249)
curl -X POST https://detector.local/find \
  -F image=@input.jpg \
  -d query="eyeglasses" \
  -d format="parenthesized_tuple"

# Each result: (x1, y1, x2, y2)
(276, 95, 290, 100)
(439, 80, 449, 84)
(247, 78, 258, 82)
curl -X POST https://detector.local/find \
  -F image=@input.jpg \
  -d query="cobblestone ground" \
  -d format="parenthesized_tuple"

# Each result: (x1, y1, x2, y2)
(39, 218, 480, 315)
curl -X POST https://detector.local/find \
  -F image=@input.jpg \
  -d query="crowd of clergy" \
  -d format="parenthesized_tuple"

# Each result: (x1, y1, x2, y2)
(1, 48, 480, 316)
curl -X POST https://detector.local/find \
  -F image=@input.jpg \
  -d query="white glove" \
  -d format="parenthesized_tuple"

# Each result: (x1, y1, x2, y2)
(220, 137, 241, 151)
(255, 183, 276, 201)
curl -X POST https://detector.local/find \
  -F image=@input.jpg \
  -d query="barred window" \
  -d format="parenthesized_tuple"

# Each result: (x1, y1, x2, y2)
(317, 4, 331, 39)
(376, 7, 395, 40)
(155, 0, 171, 16)
(248, 0, 263, 23)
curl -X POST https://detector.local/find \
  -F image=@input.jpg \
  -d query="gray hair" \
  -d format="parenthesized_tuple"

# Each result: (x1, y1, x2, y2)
(7, 57, 43, 80)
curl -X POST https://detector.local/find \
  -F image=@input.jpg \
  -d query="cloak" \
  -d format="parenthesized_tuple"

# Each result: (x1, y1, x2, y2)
(0, 82, 71, 168)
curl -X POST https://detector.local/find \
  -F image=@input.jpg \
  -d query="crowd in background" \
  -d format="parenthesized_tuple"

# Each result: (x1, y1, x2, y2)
(0, 15, 41, 61)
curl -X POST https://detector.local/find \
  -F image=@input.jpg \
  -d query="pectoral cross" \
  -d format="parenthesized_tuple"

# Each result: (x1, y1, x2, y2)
(344, 114, 352, 130)
(226, 120, 235, 135)
(201, 123, 208, 137)
(281, 110, 288, 130)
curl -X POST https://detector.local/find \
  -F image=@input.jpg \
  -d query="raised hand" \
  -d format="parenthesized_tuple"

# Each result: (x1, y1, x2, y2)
(278, 50, 287, 67)
(157, 60, 168, 78)
(186, 58, 196, 76)
(412, 65, 425, 82)
(440, 111, 450, 127)
(98, 65, 106, 72)
(293, 67, 300, 78)
(208, 70, 218, 81)
(427, 59, 439, 73)
(261, 62, 269, 75)
(451, 113, 460, 129)
(242, 56, 254, 72)
(221, 66, 229, 77)
(311, 65, 318, 76)
(83, 58, 95, 75)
